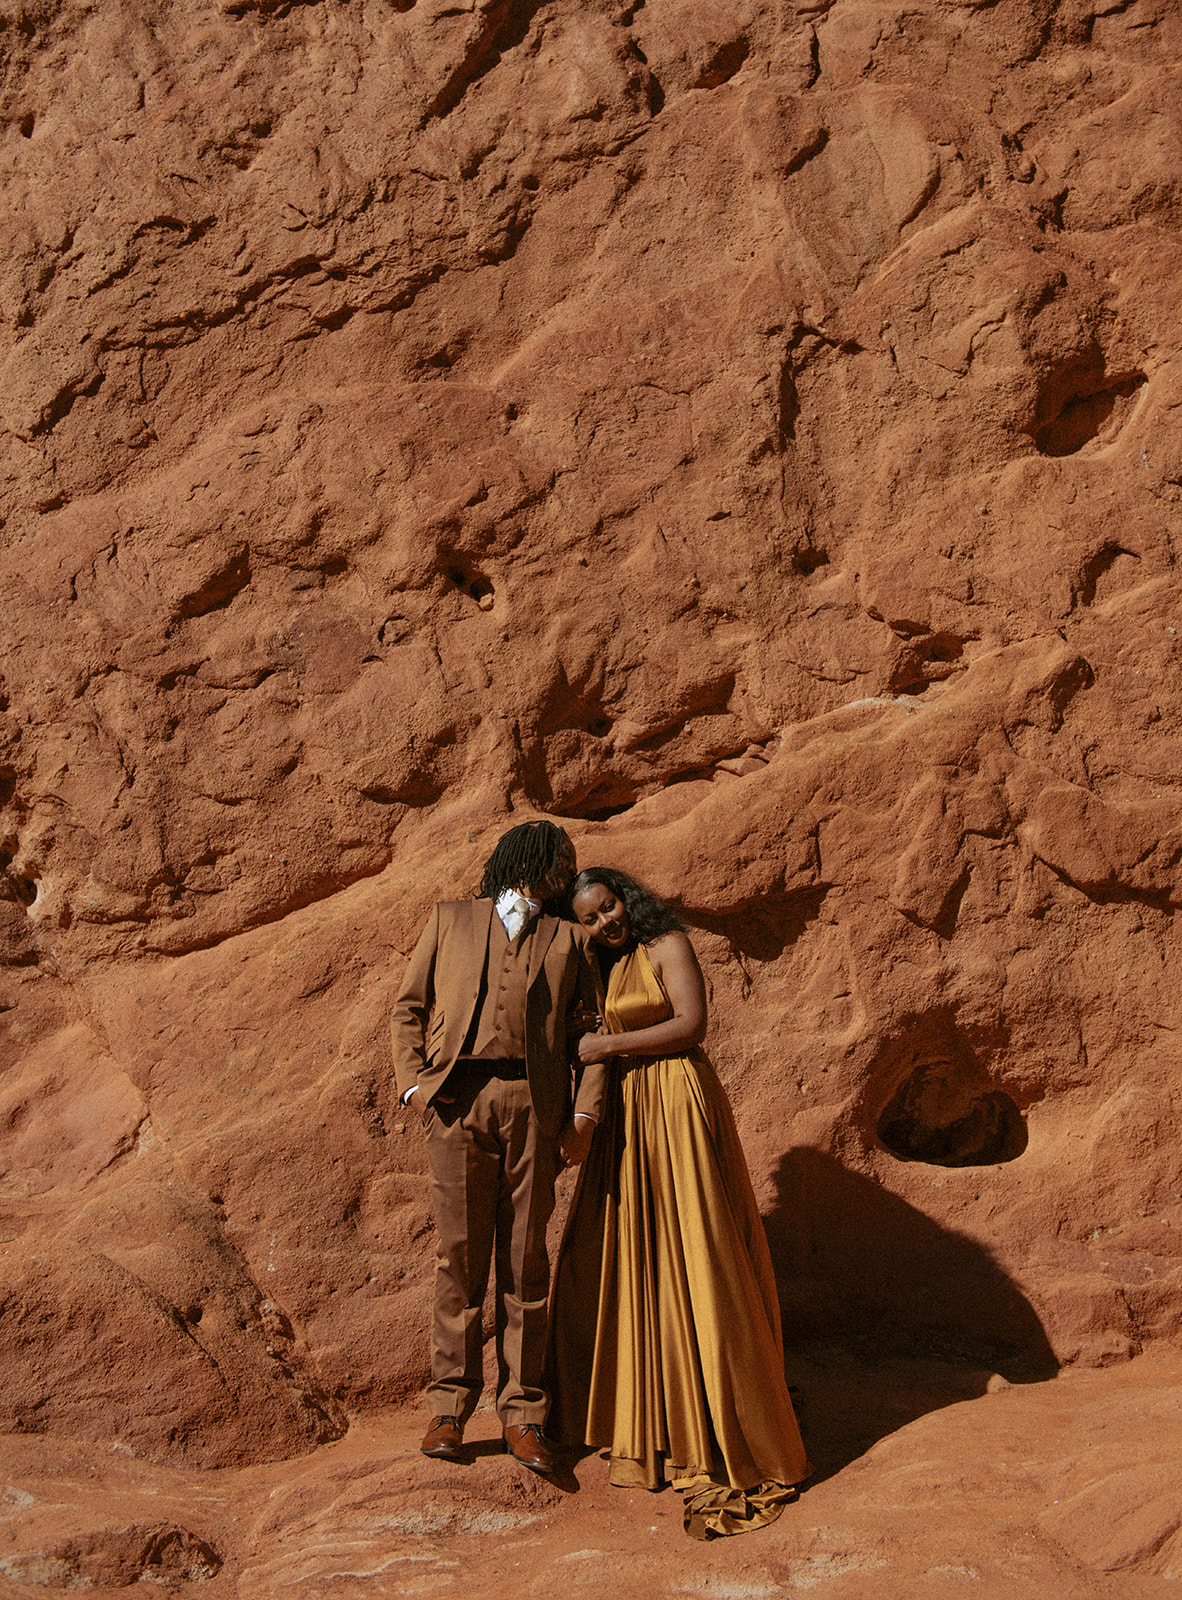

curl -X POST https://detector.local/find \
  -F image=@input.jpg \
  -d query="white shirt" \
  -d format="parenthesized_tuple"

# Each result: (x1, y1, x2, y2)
(495, 887, 541, 940)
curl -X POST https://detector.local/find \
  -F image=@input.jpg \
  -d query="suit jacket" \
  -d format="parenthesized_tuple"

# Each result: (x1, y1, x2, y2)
(391, 900, 604, 1137)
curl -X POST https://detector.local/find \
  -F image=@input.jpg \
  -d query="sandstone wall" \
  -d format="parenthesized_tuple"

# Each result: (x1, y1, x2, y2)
(1, 0, 1180, 1466)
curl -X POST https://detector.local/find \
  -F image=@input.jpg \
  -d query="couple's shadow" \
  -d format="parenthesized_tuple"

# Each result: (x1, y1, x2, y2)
(764, 1148, 1058, 1484)
(483, 1146, 1058, 1495)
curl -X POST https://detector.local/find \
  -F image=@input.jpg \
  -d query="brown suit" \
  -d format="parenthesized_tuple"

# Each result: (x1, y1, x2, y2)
(391, 899, 603, 1425)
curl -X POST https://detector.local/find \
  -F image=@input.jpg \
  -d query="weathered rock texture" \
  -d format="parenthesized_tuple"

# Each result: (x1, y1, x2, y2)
(1, 0, 1182, 1587)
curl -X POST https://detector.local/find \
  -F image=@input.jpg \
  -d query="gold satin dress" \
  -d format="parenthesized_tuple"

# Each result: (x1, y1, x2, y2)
(549, 943, 809, 1539)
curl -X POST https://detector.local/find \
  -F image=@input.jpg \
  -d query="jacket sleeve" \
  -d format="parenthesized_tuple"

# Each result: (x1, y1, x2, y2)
(573, 1059, 607, 1123)
(571, 934, 606, 1122)
(390, 903, 441, 1105)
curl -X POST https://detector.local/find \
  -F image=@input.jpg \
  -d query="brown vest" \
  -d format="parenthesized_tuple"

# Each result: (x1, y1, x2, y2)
(463, 917, 531, 1058)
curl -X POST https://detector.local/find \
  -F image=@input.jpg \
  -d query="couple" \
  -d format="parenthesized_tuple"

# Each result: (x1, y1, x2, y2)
(391, 821, 809, 1540)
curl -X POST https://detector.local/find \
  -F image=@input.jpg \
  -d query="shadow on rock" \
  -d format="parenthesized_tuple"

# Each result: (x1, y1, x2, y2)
(766, 1148, 1059, 1483)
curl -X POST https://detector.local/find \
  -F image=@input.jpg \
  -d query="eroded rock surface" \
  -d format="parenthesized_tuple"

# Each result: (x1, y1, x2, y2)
(1, 0, 1181, 1587)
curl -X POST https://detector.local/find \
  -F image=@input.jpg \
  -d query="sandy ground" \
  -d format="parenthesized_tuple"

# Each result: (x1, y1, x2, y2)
(3, 1343, 1180, 1598)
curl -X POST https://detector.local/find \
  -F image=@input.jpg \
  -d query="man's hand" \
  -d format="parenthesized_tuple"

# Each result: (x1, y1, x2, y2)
(566, 1000, 602, 1047)
(558, 1114, 595, 1167)
(404, 1085, 435, 1127)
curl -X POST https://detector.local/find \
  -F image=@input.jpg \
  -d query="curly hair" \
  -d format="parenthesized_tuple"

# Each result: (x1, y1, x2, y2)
(568, 867, 686, 945)
(479, 821, 572, 907)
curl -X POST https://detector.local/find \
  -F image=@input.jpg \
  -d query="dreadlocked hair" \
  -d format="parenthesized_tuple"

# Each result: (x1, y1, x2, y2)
(479, 821, 571, 906)
(568, 867, 686, 945)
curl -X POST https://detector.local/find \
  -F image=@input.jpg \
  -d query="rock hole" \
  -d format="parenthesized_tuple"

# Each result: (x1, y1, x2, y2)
(1033, 368, 1147, 457)
(794, 547, 829, 575)
(692, 36, 750, 89)
(1077, 544, 1139, 608)
(877, 1061, 1026, 1167)
(888, 632, 964, 694)
(175, 549, 251, 619)
(587, 717, 612, 738)
(924, 633, 963, 663)
(445, 565, 494, 607)
(142, 1528, 223, 1584)
(777, 362, 800, 444)
(19, 113, 34, 138)
(576, 800, 635, 822)
(521, 174, 540, 191)
(4, 872, 38, 908)
(784, 124, 828, 175)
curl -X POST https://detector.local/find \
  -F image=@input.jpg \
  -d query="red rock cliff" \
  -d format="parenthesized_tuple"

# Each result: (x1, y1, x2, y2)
(1, 0, 1181, 1468)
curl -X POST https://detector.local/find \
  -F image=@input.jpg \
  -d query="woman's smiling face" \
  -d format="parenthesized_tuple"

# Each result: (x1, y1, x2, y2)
(572, 881, 631, 948)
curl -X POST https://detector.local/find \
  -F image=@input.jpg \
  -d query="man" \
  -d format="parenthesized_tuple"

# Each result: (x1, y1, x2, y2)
(391, 820, 603, 1475)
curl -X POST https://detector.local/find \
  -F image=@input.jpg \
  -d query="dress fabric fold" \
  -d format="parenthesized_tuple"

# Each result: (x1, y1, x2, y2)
(548, 943, 809, 1538)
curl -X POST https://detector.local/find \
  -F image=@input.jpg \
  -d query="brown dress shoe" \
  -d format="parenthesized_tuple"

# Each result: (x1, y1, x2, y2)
(502, 1422, 556, 1475)
(420, 1415, 464, 1459)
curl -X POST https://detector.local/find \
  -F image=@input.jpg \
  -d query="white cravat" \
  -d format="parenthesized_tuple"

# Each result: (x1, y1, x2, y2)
(496, 888, 539, 941)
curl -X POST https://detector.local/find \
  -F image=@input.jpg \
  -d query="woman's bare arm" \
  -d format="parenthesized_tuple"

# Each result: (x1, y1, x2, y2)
(577, 932, 707, 1063)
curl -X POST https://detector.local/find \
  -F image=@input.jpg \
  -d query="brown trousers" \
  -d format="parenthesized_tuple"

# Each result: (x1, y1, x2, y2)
(425, 1070, 559, 1425)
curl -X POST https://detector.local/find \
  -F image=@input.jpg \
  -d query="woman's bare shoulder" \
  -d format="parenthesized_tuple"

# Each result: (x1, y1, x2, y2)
(644, 929, 699, 973)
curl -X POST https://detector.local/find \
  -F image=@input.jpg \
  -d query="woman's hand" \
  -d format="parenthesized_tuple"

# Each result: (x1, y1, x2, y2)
(578, 1029, 616, 1065)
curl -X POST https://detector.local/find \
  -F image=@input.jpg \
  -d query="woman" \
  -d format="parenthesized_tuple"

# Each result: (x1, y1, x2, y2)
(548, 867, 809, 1540)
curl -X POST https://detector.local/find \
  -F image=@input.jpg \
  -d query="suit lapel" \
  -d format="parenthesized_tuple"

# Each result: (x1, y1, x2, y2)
(526, 914, 558, 990)
(474, 899, 496, 969)
(457, 900, 495, 1042)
